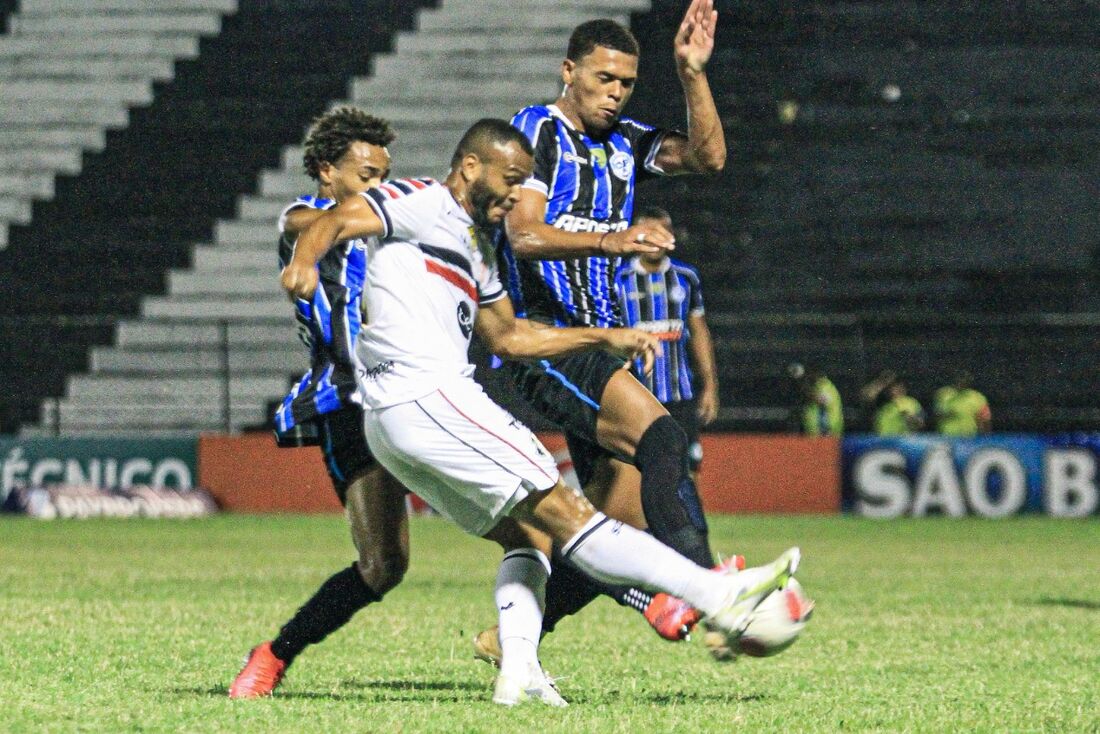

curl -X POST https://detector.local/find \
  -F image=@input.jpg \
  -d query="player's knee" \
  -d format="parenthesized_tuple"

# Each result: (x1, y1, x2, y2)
(356, 547, 408, 596)
(636, 415, 689, 469)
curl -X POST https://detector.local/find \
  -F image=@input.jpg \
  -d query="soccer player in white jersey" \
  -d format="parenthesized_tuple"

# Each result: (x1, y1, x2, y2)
(282, 118, 801, 706)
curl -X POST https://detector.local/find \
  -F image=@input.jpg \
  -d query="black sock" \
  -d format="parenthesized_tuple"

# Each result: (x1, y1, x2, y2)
(270, 562, 380, 664)
(542, 548, 604, 633)
(634, 415, 714, 568)
(542, 549, 655, 633)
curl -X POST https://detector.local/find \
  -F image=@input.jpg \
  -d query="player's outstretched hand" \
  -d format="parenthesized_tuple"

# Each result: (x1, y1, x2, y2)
(602, 222, 675, 256)
(281, 261, 319, 301)
(604, 328, 662, 375)
(674, 0, 717, 75)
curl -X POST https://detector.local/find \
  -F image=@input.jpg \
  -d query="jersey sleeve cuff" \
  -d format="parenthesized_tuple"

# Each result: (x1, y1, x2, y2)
(521, 178, 550, 196)
(644, 131, 674, 175)
(478, 288, 507, 305)
(361, 190, 393, 238)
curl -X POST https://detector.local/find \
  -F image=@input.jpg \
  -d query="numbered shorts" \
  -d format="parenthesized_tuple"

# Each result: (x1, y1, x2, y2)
(363, 378, 559, 537)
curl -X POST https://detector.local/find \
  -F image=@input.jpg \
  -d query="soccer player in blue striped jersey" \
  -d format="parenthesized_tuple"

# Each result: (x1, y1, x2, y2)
(614, 207, 720, 480)
(231, 108, 413, 699)
(493, 3, 729, 645)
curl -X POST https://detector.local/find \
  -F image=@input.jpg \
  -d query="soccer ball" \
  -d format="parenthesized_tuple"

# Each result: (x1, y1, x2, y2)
(704, 578, 814, 660)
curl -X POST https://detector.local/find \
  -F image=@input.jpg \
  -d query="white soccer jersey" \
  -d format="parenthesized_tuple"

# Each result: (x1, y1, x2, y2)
(355, 178, 507, 408)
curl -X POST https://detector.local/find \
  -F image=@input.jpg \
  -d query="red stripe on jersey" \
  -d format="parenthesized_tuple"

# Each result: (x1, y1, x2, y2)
(404, 178, 428, 190)
(425, 259, 478, 301)
(436, 389, 556, 482)
(379, 183, 402, 199)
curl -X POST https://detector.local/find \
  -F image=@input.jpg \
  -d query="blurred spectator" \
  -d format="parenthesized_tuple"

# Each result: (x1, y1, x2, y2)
(615, 207, 719, 478)
(872, 378, 925, 436)
(860, 368, 896, 429)
(788, 362, 843, 436)
(934, 371, 992, 436)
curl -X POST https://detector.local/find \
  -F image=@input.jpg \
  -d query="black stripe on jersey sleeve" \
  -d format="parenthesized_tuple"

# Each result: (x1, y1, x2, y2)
(362, 189, 393, 238)
(390, 180, 414, 195)
(418, 243, 473, 279)
(529, 117, 561, 193)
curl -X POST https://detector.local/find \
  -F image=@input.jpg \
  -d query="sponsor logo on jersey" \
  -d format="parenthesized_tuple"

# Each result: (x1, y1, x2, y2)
(562, 151, 589, 166)
(551, 214, 629, 234)
(457, 301, 474, 338)
(590, 148, 608, 168)
(634, 318, 685, 341)
(359, 361, 395, 380)
(609, 151, 633, 180)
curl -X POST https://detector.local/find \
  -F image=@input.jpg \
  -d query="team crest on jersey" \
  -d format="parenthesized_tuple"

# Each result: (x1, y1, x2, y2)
(609, 151, 633, 181)
(669, 284, 687, 303)
(456, 301, 473, 338)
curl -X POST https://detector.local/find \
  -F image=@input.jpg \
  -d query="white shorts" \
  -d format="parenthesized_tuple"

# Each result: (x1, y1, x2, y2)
(363, 377, 559, 537)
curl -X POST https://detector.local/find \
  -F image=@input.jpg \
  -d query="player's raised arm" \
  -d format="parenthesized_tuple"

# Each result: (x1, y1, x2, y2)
(282, 206, 330, 238)
(652, 0, 726, 175)
(506, 188, 676, 260)
(281, 195, 384, 300)
(475, 295, 659, 373)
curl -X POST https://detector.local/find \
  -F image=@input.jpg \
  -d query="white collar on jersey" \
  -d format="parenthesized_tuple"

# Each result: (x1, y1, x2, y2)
(546, 104, 577, 130)
(631, 255, 671, 275)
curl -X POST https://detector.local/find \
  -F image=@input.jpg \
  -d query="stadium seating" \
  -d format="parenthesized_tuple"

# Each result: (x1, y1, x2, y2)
(6, 0, 1100, 435)
(1, 0, 437, 433)
(9, 0, 648, 434)
(623, 0, 1100, 430)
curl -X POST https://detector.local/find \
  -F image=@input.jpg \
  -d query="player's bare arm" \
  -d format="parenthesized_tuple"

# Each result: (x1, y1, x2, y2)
(652, 0, 726, 175)
(475, 295, 659, 374)
(281, 195, 384, 300)
(282, 206, 329, 238)
(687, 311, 720, 425)
(506, 188, 676, 260)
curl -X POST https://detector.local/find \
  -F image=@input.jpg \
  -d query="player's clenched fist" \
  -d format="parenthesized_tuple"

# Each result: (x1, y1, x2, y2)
(603, 328, 662, 376)
(601, 222, 676, 256)
(281, 261, 319, 301)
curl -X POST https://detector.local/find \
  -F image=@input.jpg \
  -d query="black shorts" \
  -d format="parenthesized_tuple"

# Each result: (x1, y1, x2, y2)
(665, 399, 703, 471)
(316, 403, 376, 505)
(502, 351, 625, 487)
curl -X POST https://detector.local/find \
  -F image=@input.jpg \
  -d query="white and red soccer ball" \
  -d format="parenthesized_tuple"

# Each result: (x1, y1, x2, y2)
(706, 577, 814, 660)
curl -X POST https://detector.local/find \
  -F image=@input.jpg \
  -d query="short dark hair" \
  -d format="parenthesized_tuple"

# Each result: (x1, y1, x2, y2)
(450, 118, 534, 167)
(635, 205, 672, 223)
(567, 19, 639, 61)
(302, 106, 395, 180)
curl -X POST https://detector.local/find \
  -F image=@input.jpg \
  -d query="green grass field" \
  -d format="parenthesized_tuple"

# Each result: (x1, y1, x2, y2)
(1, 514, 1097, 733)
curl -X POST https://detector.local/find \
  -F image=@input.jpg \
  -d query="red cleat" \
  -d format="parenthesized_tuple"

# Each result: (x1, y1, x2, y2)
(644, 593, 701, 641)
(643, 555, 747, 641)
(228, 641, 287, 699)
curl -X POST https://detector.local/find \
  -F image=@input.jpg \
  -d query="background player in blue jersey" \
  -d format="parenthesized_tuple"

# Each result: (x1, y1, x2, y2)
(490, 2, 730, 649)
(614, 206, 720, 481)
(231, 108, 412, 698)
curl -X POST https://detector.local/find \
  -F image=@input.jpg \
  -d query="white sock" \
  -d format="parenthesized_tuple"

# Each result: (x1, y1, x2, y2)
(561, 514, 726, 616)
(494, 548, 550, 682)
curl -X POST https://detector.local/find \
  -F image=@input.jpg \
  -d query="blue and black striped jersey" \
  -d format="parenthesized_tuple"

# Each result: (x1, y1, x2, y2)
(274, 195, 367, 431)
(614, 256, 706, 403)
(500, 104, 673, 327)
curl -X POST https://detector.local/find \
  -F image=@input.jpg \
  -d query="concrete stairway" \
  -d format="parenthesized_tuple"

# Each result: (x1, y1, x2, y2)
(32, 0, 650, 435)
(0, 0, 235, 249)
